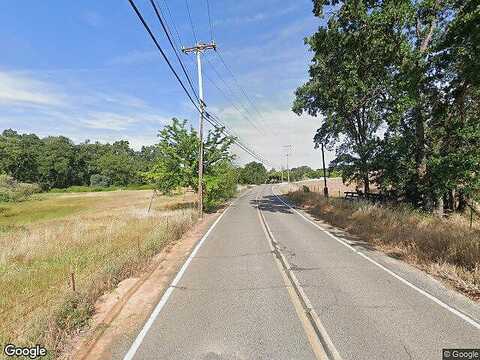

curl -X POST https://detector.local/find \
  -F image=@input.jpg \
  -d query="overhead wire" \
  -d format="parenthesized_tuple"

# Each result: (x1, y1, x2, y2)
(127, 0, 275, 167)
(157, 0, 199, 95)
(184, 0, 198, 43)
(127, 0, 203, 117)
(159, 0, 267, 137)
(215, 50, 274, 134)
(150, 0, 199, 101)
(204, 57, 264, 135)
(205, 0, 214, 41)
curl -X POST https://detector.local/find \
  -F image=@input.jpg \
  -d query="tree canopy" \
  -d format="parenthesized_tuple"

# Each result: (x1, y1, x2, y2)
(295, 0, 480, 213)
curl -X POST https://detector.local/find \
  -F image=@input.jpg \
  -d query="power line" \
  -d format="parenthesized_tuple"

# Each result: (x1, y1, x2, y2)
(150, 0, 199, 101)
(157, 0, 199, 94)
(184, 0, 198, 43)
(205, 55, 257, 120)
(158, 1, 268, 139)
(127, 0, 274, 168)
(159, 0, 184, 48)
(203, 58, 264, 135)
(206, 0, 214, 41)
(206, 112, 274, 167)
(127, 0, 201, 115)
(215, 50, 273, 132)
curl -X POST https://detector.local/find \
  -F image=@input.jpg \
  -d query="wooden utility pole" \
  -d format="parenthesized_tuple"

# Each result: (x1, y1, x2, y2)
(321, 143, 329, 198)
(183, 42, 216, 218)
(283, 145, 292, 183)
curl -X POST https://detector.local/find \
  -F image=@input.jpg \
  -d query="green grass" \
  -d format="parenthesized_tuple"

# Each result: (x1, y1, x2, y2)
(0, 189, 197, 358)
(49, 183, 156, 193)
(0, 195, 92, 226)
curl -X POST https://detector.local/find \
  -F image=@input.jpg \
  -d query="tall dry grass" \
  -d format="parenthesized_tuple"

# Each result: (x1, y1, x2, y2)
(0, 190, 197, 358)
(286, 190, 480, 300)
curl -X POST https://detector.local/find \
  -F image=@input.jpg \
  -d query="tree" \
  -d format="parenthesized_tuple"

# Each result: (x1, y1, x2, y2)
(145, 118, 236, 198)
(37, 136, 75, 189)
(0, 130, 42, 183)
(298, 0, 478, 214)
(204, 160, 238, 211)
(290, 166, 313, 182)
(239, 162, 267, 185)
(95, 141, 138, 186)
(267, 169, 282, 183)
(293, 0, 398, 193)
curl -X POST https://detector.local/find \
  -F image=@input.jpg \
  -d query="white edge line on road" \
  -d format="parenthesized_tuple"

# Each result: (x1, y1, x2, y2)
(123, 189, 251, 360)
(271, 186, 480, 331)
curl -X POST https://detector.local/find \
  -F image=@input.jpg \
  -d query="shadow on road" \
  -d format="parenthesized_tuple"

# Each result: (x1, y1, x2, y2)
(250, 195, 293, 214)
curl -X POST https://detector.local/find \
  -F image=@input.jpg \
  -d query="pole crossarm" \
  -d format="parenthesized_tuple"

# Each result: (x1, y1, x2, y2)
(182, 42, 216, 54)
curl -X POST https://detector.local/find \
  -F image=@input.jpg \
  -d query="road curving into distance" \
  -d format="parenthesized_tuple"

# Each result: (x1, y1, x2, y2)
(121, 185, 480, 360)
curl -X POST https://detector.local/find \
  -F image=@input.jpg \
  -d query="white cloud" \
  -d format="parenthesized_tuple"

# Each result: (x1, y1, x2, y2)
(81, 111, 169, 131)
(214, 5, 299, 26)
(0, 71, 66, 107)
(82, 112, 138, 131)
(210, 102, 334, 169)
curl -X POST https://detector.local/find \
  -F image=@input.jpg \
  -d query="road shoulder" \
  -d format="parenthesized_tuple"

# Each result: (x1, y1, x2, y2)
(64, 209, 224, 360)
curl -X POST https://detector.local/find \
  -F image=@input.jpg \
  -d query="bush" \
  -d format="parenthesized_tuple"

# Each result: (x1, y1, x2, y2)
(204, 161, 238, 212)
(90, 174, 111, 188)
(0, 174, 41, 202)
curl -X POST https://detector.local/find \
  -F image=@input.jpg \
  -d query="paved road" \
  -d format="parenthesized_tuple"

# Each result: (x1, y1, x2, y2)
(123, 185, 480, 360)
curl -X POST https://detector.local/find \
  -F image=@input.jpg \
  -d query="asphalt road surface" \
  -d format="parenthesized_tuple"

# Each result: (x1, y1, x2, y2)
(123, 185, 480, 360)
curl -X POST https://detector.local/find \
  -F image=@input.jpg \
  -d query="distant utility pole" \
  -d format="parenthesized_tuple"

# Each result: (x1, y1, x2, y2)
(321, 142, 329, 198)
(183, 42, 216, 218)
(283, 145, 292, 183)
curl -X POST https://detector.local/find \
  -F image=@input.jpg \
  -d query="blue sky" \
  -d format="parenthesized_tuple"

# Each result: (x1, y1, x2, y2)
(0, 0, 333, 168)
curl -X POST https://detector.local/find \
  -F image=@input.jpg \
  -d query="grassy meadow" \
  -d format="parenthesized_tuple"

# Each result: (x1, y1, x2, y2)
(0, 189, 197, 357)
(286, 190, 480, 300)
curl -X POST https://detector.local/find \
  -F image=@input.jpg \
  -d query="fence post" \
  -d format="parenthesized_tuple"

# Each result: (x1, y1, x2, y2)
(471, 207, 473, 230)
(70, 272, 76, 292)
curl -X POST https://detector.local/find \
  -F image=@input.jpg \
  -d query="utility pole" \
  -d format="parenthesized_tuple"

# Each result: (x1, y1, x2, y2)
(321, 142, 329, 198)
(183, 42, 216, 219)
(283, 145, 292, 183)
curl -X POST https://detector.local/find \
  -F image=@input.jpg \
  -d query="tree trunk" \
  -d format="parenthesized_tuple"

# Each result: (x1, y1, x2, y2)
(363, 175, 370, 194)
(458, 191, 467, 212)
(414, 107, 427, 207)
(434, 194, 444, 218)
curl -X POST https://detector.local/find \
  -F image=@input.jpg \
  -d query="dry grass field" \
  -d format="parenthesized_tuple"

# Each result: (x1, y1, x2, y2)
(285, 190, 480, 300)
(277, 178, 360, 197)
(0, 189, 197, 358)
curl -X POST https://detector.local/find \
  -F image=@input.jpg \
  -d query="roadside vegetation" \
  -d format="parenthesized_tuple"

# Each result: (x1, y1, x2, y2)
(295, 0, 480, 215)
(287, 190, 480, 300)
(0, 174, 41, 202)
(0, 118, 245, 358)
(0, 189, 197, 357)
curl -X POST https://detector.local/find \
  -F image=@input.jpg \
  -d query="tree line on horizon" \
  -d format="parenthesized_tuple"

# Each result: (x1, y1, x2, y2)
(0, 125, 331, 208)
(0, 126, 335, 192)
(294, 0, 480, 215)
(0, 128, 155, 190)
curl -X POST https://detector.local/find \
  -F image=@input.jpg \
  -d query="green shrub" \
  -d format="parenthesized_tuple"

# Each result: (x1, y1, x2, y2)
(90, 174, 111, 188)
(0, 174, 41, 202)
(204, 161, 238, 212)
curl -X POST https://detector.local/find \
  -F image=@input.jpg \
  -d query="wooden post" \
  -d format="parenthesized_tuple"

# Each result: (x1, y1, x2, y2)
(70, 272, 76, 292)
(471, 207, 474, 230)
(147, 190, 157, 213)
